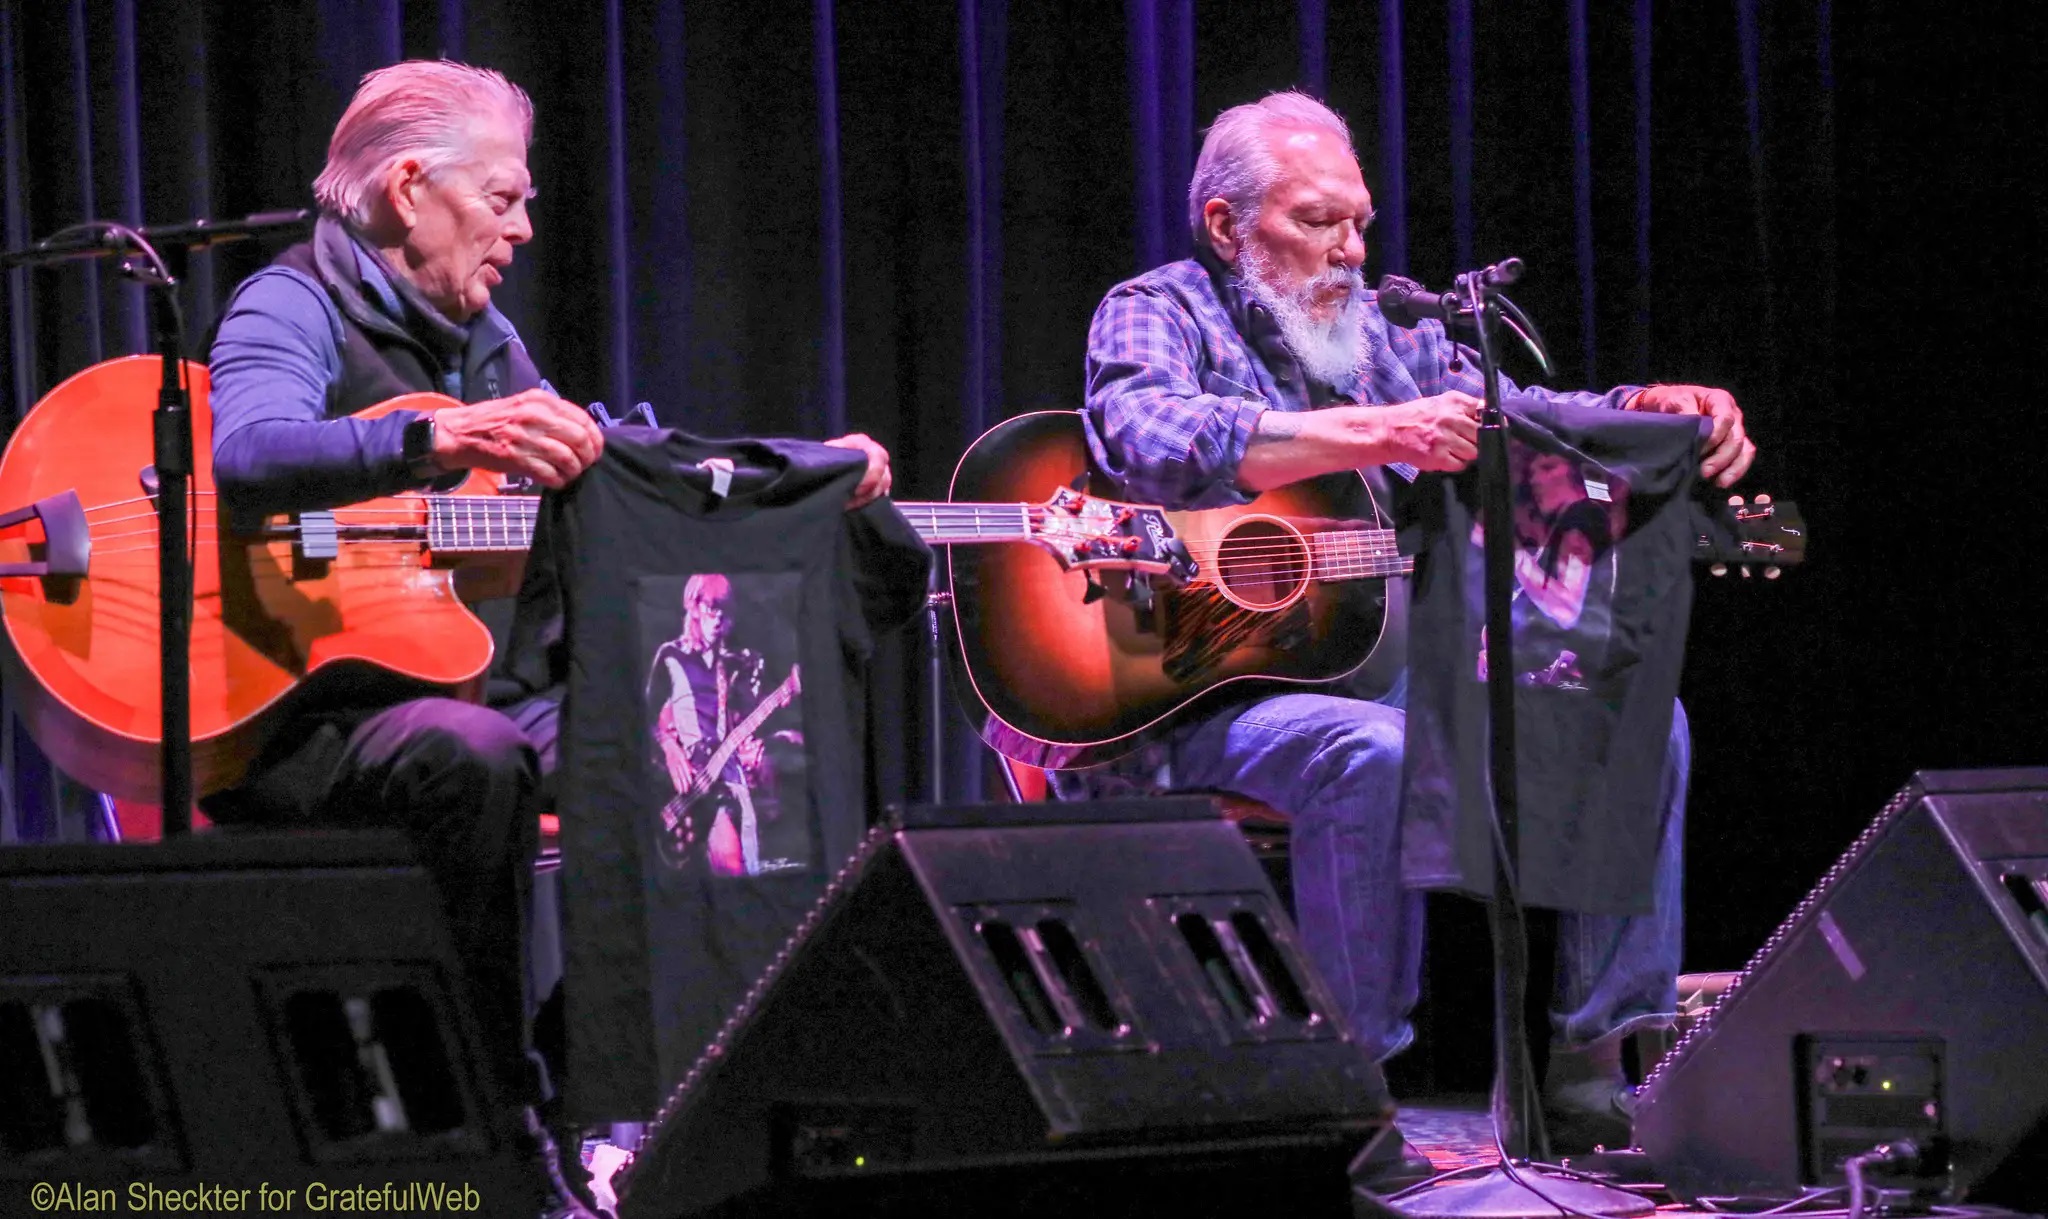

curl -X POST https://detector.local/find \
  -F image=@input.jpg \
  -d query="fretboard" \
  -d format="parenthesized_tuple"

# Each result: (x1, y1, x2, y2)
(893, 501, 1035, 544)
(426, 495, 540, 554)
(1308, 527, 1413, 581)
(424, 496, 1026, 554)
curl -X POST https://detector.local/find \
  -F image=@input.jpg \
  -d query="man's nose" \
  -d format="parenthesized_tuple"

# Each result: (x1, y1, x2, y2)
(505, 202, 534, 245)
(1333, 220, 1366, 268)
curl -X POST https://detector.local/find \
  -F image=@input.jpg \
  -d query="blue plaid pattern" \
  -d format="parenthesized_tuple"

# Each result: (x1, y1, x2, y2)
(1081, 256, 1636, 511)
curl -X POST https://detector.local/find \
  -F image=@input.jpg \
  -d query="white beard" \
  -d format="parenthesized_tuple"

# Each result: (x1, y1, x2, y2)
(1234, 243, 1375, 388)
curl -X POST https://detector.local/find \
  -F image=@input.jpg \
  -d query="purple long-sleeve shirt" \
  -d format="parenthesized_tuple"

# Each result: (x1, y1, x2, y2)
(208, 234, 526, 515)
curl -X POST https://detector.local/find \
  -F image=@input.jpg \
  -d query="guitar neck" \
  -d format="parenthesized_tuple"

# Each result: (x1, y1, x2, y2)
(426, 497, 1034, 555)
(425, 495, 539, 555)
(688, 672, 799, 796)
(1307, 527, 1414, 581)
(893, 501, 1036, 545)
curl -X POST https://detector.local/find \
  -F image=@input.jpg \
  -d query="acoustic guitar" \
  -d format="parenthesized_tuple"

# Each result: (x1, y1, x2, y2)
(0, 360, 1802, 798)
(929, 410, 1806, 767)
(0, 358, 1176, 802)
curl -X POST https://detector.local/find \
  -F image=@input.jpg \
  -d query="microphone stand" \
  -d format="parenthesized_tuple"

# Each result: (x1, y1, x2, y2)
(1391, 262, 1652, 1219)
(2, 211, 313, 835)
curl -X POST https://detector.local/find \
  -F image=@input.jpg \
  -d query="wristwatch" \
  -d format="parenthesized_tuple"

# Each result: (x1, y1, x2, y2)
(401, 414, 440, 480)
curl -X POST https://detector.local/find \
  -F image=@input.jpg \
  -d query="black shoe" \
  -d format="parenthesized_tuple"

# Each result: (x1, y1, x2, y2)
(515, 1110, 603, 1219)
(1542, 1077, 1637, 1155)
(1541, 1037, 1637, 1155)
(1350, 1126, 1439, 1194)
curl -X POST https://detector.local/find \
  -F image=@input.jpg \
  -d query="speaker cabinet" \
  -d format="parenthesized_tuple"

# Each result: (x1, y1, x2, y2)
(0, 832, 528, 1204)
(617, 798, 1395, 1218)
(1635, 769, 2048, 1209)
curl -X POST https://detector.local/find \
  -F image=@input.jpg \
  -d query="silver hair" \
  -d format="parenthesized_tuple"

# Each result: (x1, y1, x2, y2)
(1188, 91, 1355, 245)
(312, 60, 534, 228)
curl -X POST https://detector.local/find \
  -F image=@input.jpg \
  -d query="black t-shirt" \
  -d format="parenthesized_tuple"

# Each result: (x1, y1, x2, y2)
(1399, 400, 1702, 915)
(527, 428, 930, 1119)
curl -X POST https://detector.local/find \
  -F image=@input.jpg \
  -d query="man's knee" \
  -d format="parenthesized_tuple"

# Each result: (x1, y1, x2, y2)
(1292, 707, 1405, 819)
(348, 699, 540, 812)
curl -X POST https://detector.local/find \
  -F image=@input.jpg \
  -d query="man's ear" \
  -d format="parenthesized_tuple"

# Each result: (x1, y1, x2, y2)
(382, 158, 427, 229)
(1202, 198, 1239, 262)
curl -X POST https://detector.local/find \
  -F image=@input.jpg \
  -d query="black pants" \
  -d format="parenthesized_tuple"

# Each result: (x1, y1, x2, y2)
(213, 694, 557, 1109)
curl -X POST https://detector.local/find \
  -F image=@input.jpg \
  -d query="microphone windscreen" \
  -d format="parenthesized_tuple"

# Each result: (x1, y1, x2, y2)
(1375, 274, 1428, 329)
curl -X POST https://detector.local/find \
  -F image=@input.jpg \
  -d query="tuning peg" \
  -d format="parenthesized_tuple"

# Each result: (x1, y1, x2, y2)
(1082, 575, 1106, 604)
(1754, 493, 1772, 505)
(1739, 565, 1753, 579)
(1710, 562, 1729, 578)
(1764, 566, 1782, 580)
(1727, 494, 1744, 507)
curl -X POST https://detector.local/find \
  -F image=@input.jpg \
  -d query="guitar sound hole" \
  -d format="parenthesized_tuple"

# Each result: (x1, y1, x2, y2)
(1214, 518, 1310, 611)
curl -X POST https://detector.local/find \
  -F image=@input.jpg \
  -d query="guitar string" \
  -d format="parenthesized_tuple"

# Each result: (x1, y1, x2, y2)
(80, 531, 1407, 569)
(77, 497, 1407, 547)
(71, 498, 1412, 567)
(78, 512, 1403, 553)
(79, 536, 1410, 579)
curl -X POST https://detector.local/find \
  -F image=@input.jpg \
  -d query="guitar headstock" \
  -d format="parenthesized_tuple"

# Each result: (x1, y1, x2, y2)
(1033, 486, 1196, 582)
(1695, 493, 1806, 580)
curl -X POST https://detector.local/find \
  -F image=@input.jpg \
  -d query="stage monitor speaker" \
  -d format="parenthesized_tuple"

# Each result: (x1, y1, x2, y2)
(617, 798, 1396, 1218)
(0, 831, 529, 1207)
(1635, 769, 2048, 1210)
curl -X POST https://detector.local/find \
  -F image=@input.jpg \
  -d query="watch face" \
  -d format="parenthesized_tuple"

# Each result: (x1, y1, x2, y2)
(404, 415, 436, 471)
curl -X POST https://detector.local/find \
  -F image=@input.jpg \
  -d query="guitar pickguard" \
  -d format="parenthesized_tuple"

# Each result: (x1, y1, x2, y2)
(1156, 582, 1316, 683)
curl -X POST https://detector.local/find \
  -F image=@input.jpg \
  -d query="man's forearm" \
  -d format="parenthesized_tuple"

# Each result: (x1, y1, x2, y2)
(1237, 406, 1403, 492)
(213, 414, 419, 516)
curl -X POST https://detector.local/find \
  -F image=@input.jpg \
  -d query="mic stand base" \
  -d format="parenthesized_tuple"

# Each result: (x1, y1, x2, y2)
(1384, 1164, 1654, 1219)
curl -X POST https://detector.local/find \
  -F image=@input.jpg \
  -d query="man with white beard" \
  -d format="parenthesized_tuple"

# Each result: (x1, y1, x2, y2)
(1070, 91, 1753, 1187)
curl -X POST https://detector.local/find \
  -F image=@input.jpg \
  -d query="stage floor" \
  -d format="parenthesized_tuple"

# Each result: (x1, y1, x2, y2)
(1380, 1095, 2043, 1219)
(579, 1097, 2042, 1219)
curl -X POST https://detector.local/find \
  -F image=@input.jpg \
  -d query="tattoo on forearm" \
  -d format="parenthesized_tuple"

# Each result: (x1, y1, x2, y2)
(1249, 410, 1305, 447)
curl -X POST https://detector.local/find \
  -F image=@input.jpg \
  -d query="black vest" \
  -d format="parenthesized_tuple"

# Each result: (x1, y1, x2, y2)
(267, 215, 543, 415)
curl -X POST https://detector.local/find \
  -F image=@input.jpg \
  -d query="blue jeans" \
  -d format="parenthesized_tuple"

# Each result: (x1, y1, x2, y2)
(1162, 686, 1688, 1061)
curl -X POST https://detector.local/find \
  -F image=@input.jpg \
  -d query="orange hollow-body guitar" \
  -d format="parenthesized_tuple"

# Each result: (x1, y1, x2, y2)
(0, 361, 1189, 802)
(0, 356, 525, 802)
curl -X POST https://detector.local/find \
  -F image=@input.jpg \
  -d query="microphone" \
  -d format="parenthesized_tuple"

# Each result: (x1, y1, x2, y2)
(1374, 274, 1458, 329)
(1375, 259, 1527, 329)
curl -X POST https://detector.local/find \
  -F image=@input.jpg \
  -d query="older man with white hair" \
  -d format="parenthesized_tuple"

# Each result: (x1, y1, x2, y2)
(1070, 91, 1754, 1183)
(206, 60, 889, 1218)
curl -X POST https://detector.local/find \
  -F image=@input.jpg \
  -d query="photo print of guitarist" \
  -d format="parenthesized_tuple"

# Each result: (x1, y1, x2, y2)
(1473, 444, 1632, 692)
(644, 573, 810, 877)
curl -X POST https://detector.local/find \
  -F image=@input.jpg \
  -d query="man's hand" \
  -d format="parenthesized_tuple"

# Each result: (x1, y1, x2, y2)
(824, 432, 893, 508)
(736, 735, 768, 781)
(1625, 384, 1755, 488)
(1372, 391, 1483, 472)
(1238, 391, 1483, 492)
(431, 388, 605, 489)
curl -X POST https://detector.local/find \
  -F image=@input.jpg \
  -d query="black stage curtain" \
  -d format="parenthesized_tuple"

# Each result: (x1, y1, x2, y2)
(0, 0, 2041, 975)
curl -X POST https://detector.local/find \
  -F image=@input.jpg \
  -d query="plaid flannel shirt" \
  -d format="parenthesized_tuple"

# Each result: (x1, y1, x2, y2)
(1082, 253, 1636, 511)
(1049, 253, 1639, 797)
